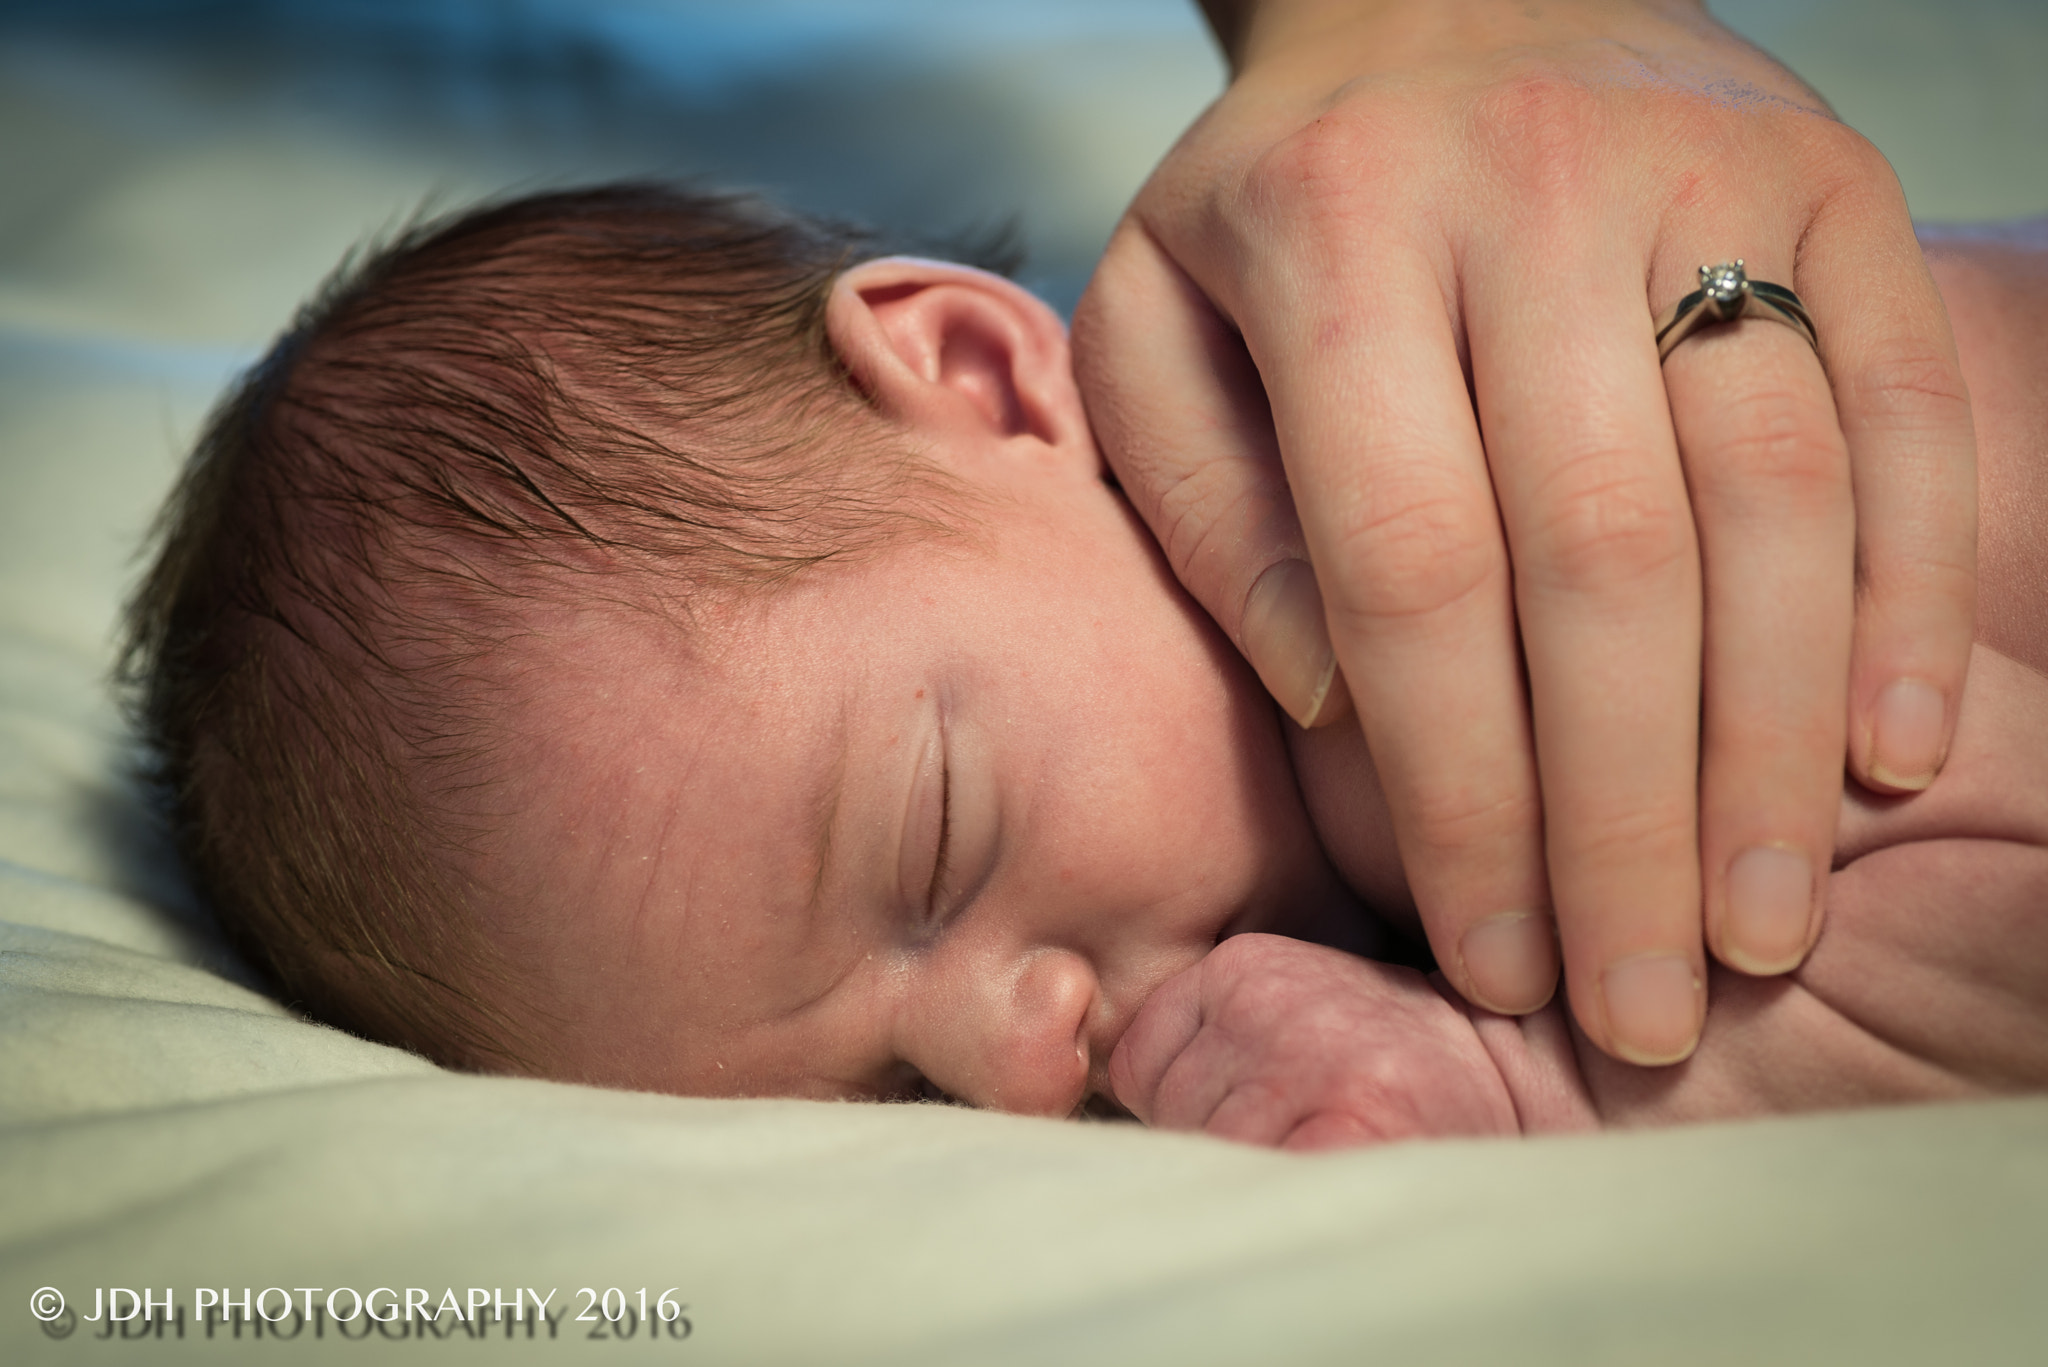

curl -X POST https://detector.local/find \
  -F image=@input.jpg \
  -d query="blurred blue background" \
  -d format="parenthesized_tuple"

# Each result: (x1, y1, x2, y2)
(0, 0, 1222, 336)
(1, 0, 2041, 350)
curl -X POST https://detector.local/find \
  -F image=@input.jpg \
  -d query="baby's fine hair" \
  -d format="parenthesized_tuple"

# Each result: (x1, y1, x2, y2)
(121, 183, 1003, 1068)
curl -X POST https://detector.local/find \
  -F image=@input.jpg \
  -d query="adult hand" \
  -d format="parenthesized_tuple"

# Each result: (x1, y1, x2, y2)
(1071, 0, 1976, 1064)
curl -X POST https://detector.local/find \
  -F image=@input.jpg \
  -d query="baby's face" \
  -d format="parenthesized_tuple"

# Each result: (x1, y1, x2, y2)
(483, 450, 1354, 1114)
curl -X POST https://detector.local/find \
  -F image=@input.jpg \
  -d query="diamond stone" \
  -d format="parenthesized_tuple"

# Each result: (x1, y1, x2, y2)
(1701, 260, 1748, 308)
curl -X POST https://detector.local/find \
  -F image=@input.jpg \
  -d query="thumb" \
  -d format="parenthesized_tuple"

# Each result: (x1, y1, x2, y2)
(1073, 219, 1349, 728)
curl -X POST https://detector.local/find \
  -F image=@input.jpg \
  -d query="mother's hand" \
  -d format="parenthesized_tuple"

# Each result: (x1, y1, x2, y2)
(1071, 0, 1976, 1063)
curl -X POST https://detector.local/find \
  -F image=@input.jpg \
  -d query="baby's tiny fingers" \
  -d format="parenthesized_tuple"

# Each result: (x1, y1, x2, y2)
(1202, 1079, 1324, 1148)
(1105, 957, 1206, 1124)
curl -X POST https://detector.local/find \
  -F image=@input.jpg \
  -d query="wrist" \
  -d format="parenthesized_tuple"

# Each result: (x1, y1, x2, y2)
(1200, 0, 1709, 77)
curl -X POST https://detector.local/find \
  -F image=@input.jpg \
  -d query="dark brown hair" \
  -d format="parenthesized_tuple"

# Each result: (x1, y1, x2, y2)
(120, 183, 1001, 1068)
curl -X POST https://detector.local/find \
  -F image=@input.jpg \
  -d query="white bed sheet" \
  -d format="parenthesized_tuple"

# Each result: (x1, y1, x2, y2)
(5, 4, 2048, 1361)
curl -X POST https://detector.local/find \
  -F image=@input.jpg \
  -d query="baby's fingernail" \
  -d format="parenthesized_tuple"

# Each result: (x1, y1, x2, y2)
(1458, 911, 1557, 1014)
(1867, 676, 1946, 791)
(1600, 952, 1702, 1066)
(1241, 558, 1348, 728)
(1722, 844, 1814, 975)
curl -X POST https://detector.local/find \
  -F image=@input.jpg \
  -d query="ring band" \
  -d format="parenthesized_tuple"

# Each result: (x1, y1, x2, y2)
(1654, 260, 1817, 362)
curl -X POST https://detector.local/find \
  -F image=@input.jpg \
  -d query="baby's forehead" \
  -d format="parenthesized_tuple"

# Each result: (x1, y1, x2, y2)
(467, 481, 1128, 908)
(479, 579, 875, 954)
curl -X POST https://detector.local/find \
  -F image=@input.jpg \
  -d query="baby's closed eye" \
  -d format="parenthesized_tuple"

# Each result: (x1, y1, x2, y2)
(898, 723, 950, 936)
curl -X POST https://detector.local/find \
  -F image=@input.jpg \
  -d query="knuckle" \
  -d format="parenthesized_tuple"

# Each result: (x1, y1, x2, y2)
(1666, 95, 1743, 166)
(1152, 459, 1283, 595)
(1360, 1049, 1434, 1106)
(1466, 72, 1603, 197)
(1524, 454, 1692, 594)
(1842, 337, 1972, 433)
(1554, 798, 1695, 873)
(1857, 546, 1976, 622)
(1696, 386, 1849, 514)
(1805, 120, 1895, 193)
(1067, 241, 1131, 349)
(1319, 477, 1504, 626)
(1704, 706, 1844, 771)
(1238, 114, 1392, 235)
(1401, 782, 1543, 869)
(1213, 1074, 1292, 1125)
(1323, 1054, 1437, 1140)
(1798, 127, 1916, 246)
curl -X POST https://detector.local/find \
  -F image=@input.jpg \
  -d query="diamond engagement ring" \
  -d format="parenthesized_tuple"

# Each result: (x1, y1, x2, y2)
(1654, 260, 1817, 362)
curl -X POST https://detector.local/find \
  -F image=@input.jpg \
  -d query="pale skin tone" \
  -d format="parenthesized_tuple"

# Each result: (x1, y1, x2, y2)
(1119, 647, 2048, 1144)
(473, 258, 1359, 1109)
(1075, 0, 1980, 1066)
(467, 234, 2038, 1137)
(1116, 226, 2048, 1143)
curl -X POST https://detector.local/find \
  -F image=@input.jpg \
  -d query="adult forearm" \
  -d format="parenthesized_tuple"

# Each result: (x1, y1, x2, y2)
(1196, 0, 1709, 74)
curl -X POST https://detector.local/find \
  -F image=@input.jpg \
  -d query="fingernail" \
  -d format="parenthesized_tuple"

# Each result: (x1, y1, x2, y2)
(1241, 558, 1345, 728)
(1868, 677, 1946, 791)
(1458, 912, 1558, 1014)
(1601, 952, 1702, 1065)
(1722, 845, 1814, 975)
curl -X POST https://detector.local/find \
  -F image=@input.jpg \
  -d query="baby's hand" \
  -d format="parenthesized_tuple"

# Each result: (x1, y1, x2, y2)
(1108, 934, 1519, 1150)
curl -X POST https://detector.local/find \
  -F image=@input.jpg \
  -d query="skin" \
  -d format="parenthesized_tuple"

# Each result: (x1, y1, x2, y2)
(1072, 0, 1979, 1067)
(467, 258, 1359, 1112)
(1114, 645, 2048, 1144)
(1114, 230, 2048, 1145)
(454, 230, 2031, 1135)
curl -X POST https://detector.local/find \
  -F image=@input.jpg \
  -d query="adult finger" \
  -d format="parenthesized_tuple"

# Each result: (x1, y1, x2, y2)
(1180, 208, 1560, 1020)
(1073, 219, 1349, 729)
(1659, 252, 1854, 978)
(1793, 154, 1977, 797)
(1465, 219, 1708, 1064)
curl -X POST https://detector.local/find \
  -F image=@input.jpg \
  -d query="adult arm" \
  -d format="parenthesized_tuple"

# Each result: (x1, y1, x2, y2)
(1071, 0, 1977, 1064)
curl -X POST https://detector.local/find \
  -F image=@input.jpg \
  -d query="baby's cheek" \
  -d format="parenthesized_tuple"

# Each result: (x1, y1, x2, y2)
(1286, 718, 1415, 930)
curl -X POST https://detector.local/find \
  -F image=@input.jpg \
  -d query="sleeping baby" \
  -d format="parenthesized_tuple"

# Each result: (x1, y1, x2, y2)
(123, 184, 2048, 1145)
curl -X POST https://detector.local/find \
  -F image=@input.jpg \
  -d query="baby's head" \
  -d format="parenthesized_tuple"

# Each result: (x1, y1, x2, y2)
(126, 183, 1351, 1114)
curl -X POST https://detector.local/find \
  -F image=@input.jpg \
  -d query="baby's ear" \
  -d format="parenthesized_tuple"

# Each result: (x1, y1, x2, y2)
(826, 257, 1099, 476)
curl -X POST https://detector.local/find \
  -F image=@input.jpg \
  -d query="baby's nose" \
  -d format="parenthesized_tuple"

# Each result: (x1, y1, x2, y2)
(915, 948, 1094, 1117)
